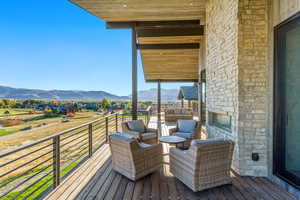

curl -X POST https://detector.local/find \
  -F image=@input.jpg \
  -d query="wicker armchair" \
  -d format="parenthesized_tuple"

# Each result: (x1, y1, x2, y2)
(169, 120, 200, 148)
(170, 138, 235, 192)
(122, 120, 158, 144)
(109, 133, 163, 181)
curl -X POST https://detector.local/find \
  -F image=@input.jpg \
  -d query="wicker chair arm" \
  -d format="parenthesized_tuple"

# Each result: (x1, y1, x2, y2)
(145, 128, 157, 133)
(126, 130, 142, 139)
(143, 143, 163, 156)
(142, 143, 162, 151)
(169, 147, 189, 162)
(169, 127, 178, 135)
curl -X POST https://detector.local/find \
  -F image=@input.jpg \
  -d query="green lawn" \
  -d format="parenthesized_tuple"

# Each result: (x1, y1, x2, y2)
(0, 129, 18, 137)
(1, 162, 78, 200)
(0, 109, 32, 116)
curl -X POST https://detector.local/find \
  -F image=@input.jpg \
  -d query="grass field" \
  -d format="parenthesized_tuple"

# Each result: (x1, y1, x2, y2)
(0, 109, 33, 116)
(2, 162, 78, 200)
(0, 111, 100, 152)
(0, 128, 18, 137)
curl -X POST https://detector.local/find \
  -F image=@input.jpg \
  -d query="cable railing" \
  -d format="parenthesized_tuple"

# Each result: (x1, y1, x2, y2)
(0, 113, 150, 200)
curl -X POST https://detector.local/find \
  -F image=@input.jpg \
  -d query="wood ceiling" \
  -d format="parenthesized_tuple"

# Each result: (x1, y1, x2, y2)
(69, 0, 205, 82)
(69, 0, 205, 22)
(136, 22, 202, 82)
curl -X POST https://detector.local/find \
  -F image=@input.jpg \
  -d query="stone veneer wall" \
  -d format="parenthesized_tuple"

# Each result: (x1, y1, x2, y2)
(205, 0, 269, 176)
(205, 0, 240, 173)
(237, 0, 269, 176)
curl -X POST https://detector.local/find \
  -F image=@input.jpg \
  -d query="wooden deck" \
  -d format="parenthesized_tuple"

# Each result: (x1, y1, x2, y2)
(45, 118, 297, 200)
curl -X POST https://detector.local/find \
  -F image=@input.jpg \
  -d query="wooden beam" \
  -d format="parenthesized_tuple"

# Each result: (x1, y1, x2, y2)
(106, 20, 200, 29)
(137, 43, 199, 50)
(157, 81, 161, 136)
(146, 79, 199, 83)
(136, 26, 204, 37)
(106, 22, 135, 29)
(136, 20, 200, 28)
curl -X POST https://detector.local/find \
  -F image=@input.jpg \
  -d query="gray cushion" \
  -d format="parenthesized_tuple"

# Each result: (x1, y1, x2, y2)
(191, 138, 233, 147)
(177, 120, 196, 133)
(139, 142, 152, 148)
(173, 132, 193, 139)
(110, 132, 136, 142)
(127, 120, 145, 133)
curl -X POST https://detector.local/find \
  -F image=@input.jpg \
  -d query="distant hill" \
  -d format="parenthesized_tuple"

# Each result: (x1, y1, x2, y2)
(0, 86, 129, 101)
(0, 86, 180, 102)
(136, 88, 179, 101)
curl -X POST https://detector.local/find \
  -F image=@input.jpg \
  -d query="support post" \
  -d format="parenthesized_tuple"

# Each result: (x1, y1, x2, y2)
(188, 100, 191, 108)
(105, 117, 109, 143)
(157, 81, 162, 136)
(198, 81, 203, 139)
(53, 136, 60, 188)
(132, 27, 138, 120)
(88, 124, 93, 157)
(115, 114, 118, 132)
(181, 99, 184, 108)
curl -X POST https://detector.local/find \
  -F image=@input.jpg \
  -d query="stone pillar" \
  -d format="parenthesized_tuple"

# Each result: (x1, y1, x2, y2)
(205, 0, 269, 176)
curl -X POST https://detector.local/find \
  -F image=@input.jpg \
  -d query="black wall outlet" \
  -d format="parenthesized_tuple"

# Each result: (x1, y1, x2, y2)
(252, 153, 259, 161)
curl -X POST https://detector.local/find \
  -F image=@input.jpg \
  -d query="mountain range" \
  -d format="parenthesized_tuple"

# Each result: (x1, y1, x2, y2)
(0, 86, 179, 102)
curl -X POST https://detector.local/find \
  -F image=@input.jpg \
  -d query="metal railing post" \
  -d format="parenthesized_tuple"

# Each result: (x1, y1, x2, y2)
(105, 117, 109, 143)
(115, 114, 118, 132)
(147, 111, 150, 125)
(53, 135, 60, 188)
(88, 124, 93, 157)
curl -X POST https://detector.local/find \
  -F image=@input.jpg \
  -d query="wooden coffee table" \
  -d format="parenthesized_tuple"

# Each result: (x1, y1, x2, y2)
(159, 136, 186, 148)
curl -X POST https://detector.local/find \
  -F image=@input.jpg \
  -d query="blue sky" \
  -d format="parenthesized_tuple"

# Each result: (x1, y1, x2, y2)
(0, 0, 192, 96)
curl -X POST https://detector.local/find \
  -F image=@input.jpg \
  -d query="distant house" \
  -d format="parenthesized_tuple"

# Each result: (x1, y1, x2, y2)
(177, 85, 199, 116)
(178, 85, 198, 106)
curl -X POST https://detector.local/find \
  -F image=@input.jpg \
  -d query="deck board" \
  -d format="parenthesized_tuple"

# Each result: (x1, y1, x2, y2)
(45, 118, 298, 200)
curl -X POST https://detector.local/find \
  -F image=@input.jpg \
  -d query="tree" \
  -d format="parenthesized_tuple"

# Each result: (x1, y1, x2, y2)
(100, 98, 111, 109)
(44, 106, 53, 117)
(2, 99, 11, 108)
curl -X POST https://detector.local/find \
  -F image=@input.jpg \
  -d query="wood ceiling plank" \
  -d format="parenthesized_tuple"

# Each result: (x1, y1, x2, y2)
(140, 48, 199, 81)
(137, 43, 200, 50)
(138, 36, 202, 44)
(136, 26, 204, 37)
(69, 0, 205, 22)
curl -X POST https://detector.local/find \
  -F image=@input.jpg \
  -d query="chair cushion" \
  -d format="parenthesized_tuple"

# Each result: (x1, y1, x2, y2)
(139, 142, 152, 148)
(173, 132, 193, 139)
(177, 120, 196, 133)
(141, 132, 157, 140)
(110, 132, 136, 142)
(127, 120, 145, 133)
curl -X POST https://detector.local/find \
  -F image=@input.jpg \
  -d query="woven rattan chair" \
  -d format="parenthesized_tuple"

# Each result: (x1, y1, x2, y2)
(109, 133, 163, 181)
(170, 138, 235, 192)
(169, 120, 200, 148)
(122, 119, 158, 144)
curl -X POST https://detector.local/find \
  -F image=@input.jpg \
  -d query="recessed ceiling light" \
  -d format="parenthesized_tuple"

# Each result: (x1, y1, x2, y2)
(123, 4, 127, 7)
(190, 3, 193, 6)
